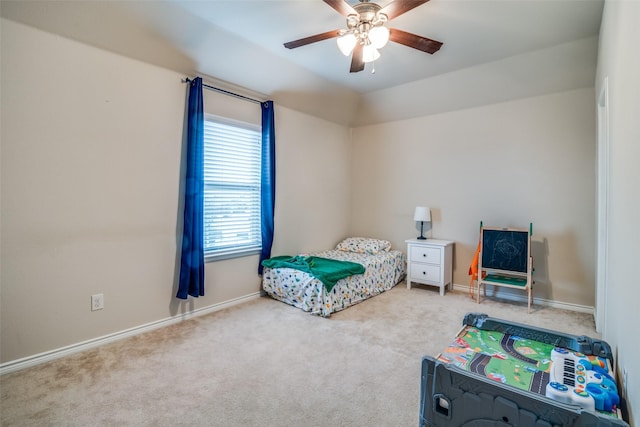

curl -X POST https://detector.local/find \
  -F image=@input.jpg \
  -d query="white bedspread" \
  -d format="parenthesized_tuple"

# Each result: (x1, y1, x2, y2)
(262, 249, 406, 317)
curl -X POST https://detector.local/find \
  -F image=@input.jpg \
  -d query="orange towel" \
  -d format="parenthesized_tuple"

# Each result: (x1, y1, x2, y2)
(468, 242, 481, 281)
(468, 242, 485, 299)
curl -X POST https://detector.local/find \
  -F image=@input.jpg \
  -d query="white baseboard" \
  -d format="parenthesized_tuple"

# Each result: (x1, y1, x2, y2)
(0, 292, 262, 376)
(451, 283, 594, 314)
(2, 286, 594, 375)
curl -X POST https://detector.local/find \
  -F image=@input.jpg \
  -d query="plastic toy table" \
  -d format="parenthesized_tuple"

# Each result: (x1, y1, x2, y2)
(420, 313, 629, 426)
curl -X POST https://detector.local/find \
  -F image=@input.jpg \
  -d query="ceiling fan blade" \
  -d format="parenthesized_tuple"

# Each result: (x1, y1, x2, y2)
(379, 0, 430, 20)
(350, 43, 365, 73)
(284, 29, 342, 49)
(389, 28, 443, 54)
(323, 0, 357, 17)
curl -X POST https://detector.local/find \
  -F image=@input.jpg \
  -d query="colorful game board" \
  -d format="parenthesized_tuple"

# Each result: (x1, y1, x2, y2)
(436, 325, 621, 418)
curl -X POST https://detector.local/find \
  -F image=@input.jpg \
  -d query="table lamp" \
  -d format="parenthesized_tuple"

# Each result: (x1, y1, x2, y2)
(413, 207, 431, 240)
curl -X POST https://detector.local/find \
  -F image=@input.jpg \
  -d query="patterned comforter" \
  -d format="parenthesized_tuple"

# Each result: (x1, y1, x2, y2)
(262, 249, 407, 317)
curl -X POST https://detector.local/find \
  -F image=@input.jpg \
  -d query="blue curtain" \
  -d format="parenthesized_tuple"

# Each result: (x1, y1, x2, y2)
(177, 77, 205, 299)
(259, 101, 276, 274)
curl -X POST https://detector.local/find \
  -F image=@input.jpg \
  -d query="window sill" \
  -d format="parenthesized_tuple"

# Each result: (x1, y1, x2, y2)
(205, 247, 261, 263)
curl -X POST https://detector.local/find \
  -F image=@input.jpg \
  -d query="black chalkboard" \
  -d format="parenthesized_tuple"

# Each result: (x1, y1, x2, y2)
(481, 228, 529, 273)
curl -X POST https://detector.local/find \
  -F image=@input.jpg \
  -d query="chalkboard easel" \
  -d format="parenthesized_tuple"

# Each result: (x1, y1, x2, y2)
(477, 223, 534, 313)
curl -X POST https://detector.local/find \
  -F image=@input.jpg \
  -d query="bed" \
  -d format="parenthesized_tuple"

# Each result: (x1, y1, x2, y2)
(261, 237, 407, 317)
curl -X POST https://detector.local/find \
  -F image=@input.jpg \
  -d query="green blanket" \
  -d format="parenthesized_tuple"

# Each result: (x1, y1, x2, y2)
(261, 255, 365, 292)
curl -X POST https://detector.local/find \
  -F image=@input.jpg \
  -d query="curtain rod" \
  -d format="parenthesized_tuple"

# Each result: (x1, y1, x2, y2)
(183, 78, 262, 105)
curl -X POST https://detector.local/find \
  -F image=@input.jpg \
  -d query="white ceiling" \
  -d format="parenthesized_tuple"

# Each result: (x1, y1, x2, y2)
(172, 0, 604, 93)
(1, 0, 604, 125)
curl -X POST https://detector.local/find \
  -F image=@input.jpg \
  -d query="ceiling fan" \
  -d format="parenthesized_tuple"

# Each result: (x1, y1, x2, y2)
(284, 0, 443, 73)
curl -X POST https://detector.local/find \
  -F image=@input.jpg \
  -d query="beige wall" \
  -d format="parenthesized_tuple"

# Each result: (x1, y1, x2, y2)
(596, 0, 640, 422)
(270, 108, 352, 256)
(350, 88, 597, 307)
(0, 19, 351, 363)
(1, 18, 185, 362)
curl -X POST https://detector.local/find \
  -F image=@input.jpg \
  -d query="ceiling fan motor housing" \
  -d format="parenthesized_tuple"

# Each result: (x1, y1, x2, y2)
(347, 2, 387, 29)
(348, 1, 388, 41)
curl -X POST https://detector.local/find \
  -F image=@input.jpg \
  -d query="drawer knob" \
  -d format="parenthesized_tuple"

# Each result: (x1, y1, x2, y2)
(422, 271, 426, 275)
(423, 254, 426, 257)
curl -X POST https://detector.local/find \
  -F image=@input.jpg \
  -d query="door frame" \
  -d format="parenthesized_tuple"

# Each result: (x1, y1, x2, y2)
(595, 77, 610, 334)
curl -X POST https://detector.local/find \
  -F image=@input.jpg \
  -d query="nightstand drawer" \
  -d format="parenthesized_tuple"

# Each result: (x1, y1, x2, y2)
(410, 264, 441, 283)
(410, 246, 441, 264)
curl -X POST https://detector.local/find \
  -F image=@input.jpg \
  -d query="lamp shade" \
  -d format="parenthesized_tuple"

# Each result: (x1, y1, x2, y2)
(413, 207, 431, 222)
(362, 44, 380, 63)
(337, 33, 357, 56)
(369, 26, 389, 49)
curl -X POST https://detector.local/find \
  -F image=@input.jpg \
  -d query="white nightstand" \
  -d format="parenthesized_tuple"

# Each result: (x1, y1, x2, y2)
(405, 239, 454, 296)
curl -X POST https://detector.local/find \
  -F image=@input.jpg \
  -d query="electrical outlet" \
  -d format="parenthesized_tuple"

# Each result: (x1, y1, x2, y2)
(91, 293, 104, 311)
(623, 367, 629, 397)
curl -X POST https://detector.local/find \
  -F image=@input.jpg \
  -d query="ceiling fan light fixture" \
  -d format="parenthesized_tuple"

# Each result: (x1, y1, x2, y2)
(362, 44, 380, 63)
(337, 33, 357, 56)
(368, 26, 389, 49)
(284, 0, 442, 74)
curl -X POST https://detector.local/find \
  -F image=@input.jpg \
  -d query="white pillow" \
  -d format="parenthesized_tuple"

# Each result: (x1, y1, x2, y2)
(335, 237, 391, 254)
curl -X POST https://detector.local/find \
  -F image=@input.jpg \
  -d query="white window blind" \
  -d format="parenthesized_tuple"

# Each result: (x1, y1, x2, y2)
(203, 117, 261, 259)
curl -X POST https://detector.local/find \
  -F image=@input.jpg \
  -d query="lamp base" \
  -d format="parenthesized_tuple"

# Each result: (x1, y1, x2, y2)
(417, 221, 427, 240)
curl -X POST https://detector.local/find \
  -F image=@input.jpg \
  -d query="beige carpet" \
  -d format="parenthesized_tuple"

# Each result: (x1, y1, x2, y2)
(1, 285, 599, 427)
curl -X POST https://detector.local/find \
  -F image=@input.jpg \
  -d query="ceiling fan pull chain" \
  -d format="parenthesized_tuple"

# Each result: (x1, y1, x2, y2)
(371, 61, 376, 74)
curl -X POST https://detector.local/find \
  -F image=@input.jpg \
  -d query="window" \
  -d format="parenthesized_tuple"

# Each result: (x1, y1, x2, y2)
(203, 116, 261, 260)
